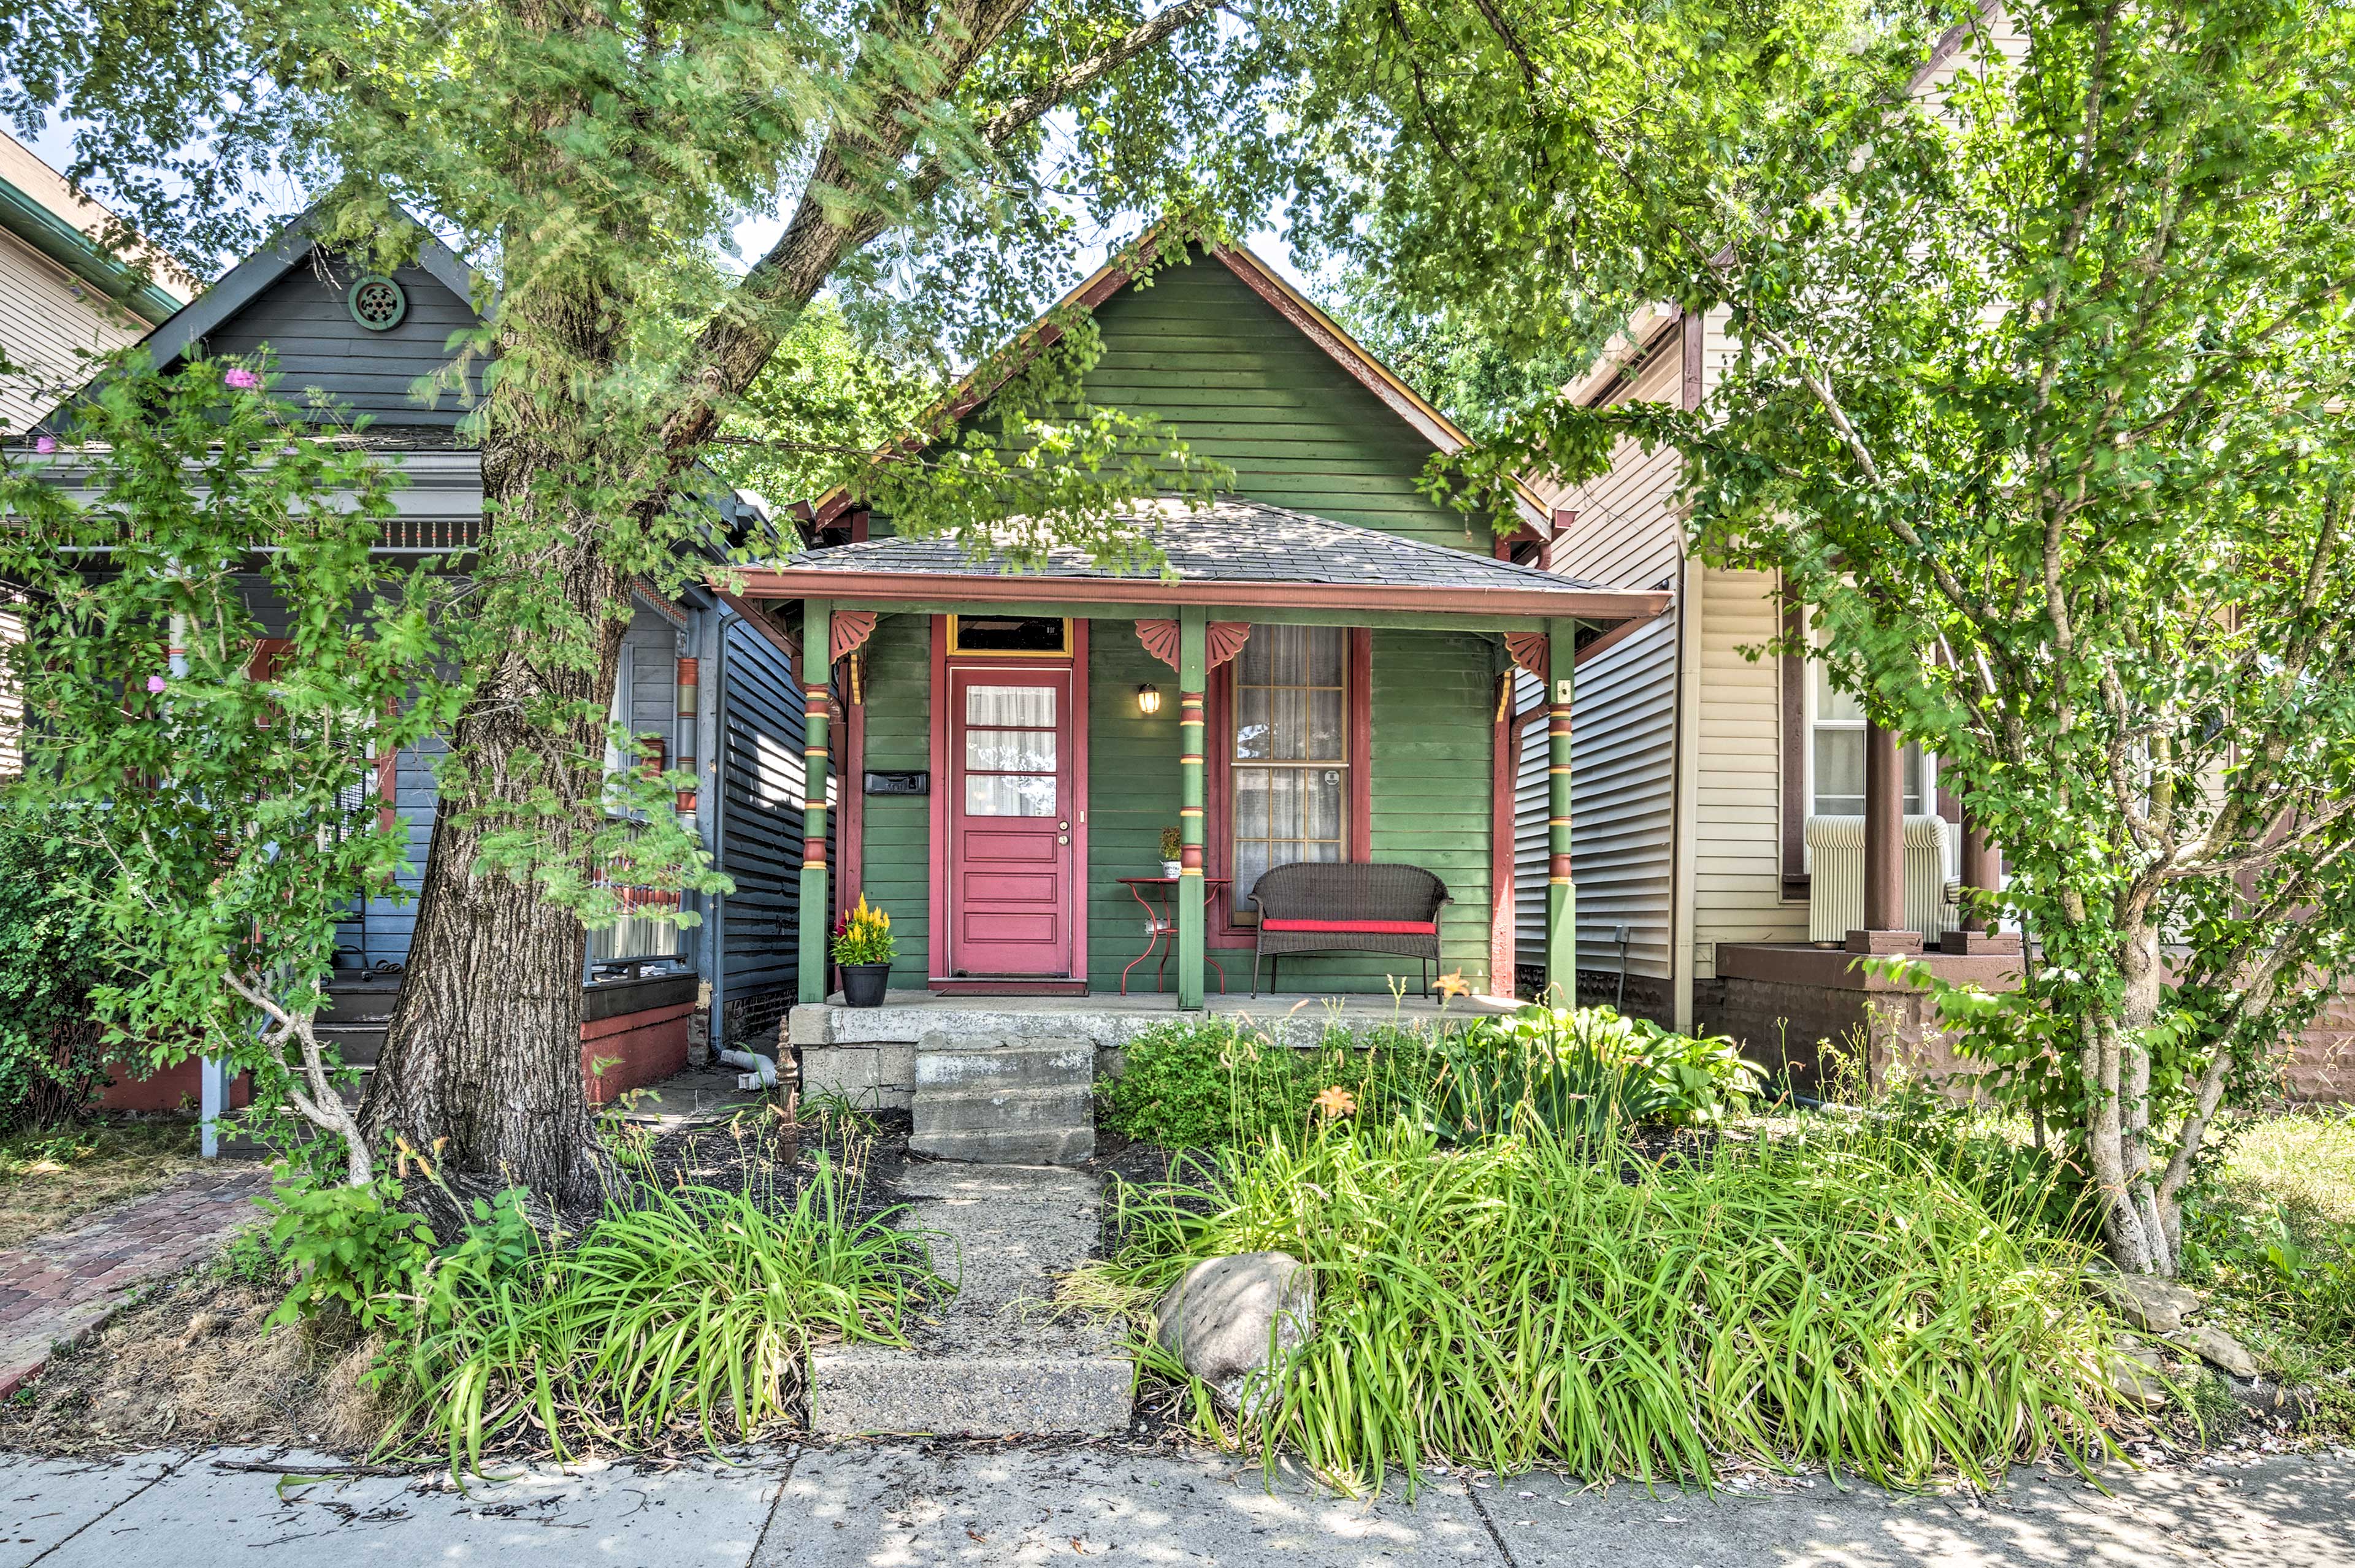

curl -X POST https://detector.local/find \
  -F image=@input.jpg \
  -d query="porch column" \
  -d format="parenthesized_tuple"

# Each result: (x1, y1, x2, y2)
(1545, 619, 1576, 1006)
(798, 599, 832, 1004)
(1847, 720, 1923, 955)
(1942, 802, 2021, 954)
(1176, 608, 1208, 1011)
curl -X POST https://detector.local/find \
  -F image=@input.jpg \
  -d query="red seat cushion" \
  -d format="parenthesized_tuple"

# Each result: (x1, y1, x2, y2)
(1260, 917, 1438, 935)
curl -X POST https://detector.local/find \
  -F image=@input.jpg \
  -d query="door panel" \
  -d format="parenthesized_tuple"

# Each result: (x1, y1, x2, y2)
(948, 665, 1075, 976)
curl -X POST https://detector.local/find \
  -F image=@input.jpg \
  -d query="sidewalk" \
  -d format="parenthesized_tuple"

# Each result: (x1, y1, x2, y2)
(0, 1442, 2346, 1567)
(0, 1168, 270, 1399)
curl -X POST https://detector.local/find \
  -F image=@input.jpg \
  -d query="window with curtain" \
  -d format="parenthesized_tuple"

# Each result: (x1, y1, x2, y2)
(1810, 660, 1922, 817)
(1231, 625, 1347, 899)
(962, 683, 1059, 817)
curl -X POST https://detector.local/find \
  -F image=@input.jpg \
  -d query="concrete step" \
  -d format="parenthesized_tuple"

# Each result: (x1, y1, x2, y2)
(808, 1165, 1128, 1437)
(909, 1033, 1094, 1166)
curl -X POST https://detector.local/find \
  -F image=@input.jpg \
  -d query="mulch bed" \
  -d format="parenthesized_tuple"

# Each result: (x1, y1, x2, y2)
(633, 1102, 914, 1228)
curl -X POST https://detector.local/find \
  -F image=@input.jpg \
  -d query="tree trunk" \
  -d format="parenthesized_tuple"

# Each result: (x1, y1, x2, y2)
(359, 261, 635, 1231)
(362, 795, 612, 1227)
(2081, 911, 2183, 1275)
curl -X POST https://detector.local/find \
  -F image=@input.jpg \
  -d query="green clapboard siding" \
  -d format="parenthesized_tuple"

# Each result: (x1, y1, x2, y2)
(869, 245, 1499, 551)
(842, 245, 1511, 999)
(1084, 622, 1183, 992)
(855, 614, 931, 986)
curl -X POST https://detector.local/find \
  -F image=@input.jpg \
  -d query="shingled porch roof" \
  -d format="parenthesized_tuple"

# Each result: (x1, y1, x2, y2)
(729, 499, 1668, 628)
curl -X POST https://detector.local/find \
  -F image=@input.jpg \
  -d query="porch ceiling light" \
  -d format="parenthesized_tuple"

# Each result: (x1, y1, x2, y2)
(1136, 683, 1162, 716)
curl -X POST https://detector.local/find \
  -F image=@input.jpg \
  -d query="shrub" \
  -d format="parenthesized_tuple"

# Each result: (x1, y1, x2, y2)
(261, 1171, 437, 1333)
(1423, 1006, 1763, 1142)
(0, 810, 119, 1130)
(1099, 1018, 1437, 1149)
(378, 1157, 937, 1469)
(1092, 1118, 2115, 1491)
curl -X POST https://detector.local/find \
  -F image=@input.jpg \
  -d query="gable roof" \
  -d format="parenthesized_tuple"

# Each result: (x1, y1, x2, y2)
(137, 202, 479, 375)
(0, 131, 195, 328)
(806, 229, 1556, 541)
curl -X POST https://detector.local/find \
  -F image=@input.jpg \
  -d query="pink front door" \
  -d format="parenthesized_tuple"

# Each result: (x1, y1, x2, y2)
(946, 664, 1078, 976)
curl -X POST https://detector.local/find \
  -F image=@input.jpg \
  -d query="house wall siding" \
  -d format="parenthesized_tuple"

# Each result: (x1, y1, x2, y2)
(1562, 618, 1679, 1015)
(717, 614, 803, 1039)
(202, 257, 480, 423)
(1539, 316, 1693, 1020)
(855, 614, 934, 989)
(848, 619, 1499, 997)
(0, 228, 148, 432)
(873, 251, 1503, 552)
(1693, 565, 1804, 973)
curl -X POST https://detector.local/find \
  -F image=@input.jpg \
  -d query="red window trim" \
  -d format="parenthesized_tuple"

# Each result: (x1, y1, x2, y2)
(1205, 626, 1372, 947)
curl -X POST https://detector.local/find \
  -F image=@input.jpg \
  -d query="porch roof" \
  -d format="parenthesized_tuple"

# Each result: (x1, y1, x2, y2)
(729, 499, 1668, 627)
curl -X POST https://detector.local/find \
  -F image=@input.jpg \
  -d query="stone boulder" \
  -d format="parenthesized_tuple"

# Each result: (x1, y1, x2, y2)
(2104, 1335, 2172, 1411)
(2173, 1323, 2259, 1379)
(1153, 1252, 1315, 1413)
(2086, 1271, 2204, 1335)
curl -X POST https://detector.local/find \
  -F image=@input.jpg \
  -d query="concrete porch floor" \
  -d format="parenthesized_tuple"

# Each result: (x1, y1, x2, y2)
(787, 988, 1522, 1111)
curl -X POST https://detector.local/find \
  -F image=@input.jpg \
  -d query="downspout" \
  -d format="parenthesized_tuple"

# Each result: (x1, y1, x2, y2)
(705, 611, 728, 1051)
(1669, 309, 1706, 1032)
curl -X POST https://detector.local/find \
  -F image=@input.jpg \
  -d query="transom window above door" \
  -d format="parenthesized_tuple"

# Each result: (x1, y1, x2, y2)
(1231, 625, 1348, 897)
(949, 615, 1070, 656)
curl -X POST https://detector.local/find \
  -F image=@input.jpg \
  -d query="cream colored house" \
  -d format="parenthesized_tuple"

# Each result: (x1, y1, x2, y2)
(0, 129, 193, 435)
(0, 131, 196, 774)
(1538, 8, 2348, 1100)
(1530, 11, 2045, 1089)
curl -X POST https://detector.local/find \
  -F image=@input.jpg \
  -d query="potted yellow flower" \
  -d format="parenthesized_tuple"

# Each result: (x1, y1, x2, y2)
(832, 895, 895, 1008)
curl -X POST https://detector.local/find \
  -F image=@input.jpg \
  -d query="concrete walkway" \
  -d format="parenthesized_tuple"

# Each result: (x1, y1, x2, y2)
(0, 1168, 269, 1398)
(0, 1443, 2345, 1567)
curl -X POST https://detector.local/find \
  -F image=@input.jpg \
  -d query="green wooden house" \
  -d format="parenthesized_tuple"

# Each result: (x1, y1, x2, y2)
(730, 241, 1667, 1011)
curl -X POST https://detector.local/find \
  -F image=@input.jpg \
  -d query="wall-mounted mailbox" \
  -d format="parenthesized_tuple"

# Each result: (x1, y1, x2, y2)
(865, 770, 929, 797)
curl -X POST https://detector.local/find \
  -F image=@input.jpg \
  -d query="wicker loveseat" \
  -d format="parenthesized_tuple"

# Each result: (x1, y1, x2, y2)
(1245, 862, 1450, 996)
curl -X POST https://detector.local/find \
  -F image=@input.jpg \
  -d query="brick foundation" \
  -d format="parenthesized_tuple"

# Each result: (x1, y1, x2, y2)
(580, 1003, 693, 1104)
(95, 1058, 253, 1114)
(724, 985, 793, 1052)
(1698, 944, 2024, 1100)
(2287, 982, 2354, 1103)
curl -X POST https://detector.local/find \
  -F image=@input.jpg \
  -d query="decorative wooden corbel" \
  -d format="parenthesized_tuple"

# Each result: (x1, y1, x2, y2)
(1136, 619, 1252, 671)
(1504, 631, 1550, 681)
(830, 610, 879, 664)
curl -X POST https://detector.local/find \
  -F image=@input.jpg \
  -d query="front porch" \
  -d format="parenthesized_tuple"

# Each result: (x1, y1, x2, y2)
(787, 986, 1522, 1111)
(730, 499, 1671, 1021)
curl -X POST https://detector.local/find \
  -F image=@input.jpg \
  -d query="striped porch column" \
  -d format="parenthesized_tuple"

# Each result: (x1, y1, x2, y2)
(798, 599, 832, 1005)
(1177, 608, 1208, 1011)
(1545, 618, 1577, 1006)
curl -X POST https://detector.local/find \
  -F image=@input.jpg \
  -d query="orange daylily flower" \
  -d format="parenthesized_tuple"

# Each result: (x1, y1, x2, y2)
(1312, 1085, 1357, 1119)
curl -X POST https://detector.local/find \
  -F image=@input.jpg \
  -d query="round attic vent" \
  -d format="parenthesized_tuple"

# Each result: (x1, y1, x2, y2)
(348, 273, 408, 331)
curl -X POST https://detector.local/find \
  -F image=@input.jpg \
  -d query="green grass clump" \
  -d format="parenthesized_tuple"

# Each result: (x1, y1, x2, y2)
(380, 1157, 938, 1471)
(1099, 1016, 1437, 1148)
(1089, 1117, 2115, 1491)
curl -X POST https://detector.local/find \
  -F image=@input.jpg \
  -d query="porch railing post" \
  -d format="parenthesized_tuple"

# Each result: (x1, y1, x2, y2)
(1177, 608, 1208, 1011)
(798, 599, 832, 1005)
(1545, 618, 1577, 1006)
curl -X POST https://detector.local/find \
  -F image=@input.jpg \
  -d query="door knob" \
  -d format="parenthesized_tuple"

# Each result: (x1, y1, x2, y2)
(1058, 835, 1069, 844)
(1058, 820, 1069, 830)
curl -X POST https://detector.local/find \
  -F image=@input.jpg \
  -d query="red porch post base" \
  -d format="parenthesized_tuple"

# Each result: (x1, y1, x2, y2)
(1939, 929, 2022, 955)
(1844, 928, 1925, 956)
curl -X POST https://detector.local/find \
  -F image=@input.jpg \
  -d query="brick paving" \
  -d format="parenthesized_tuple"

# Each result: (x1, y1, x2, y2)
(0, 1165, 270, 1399)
